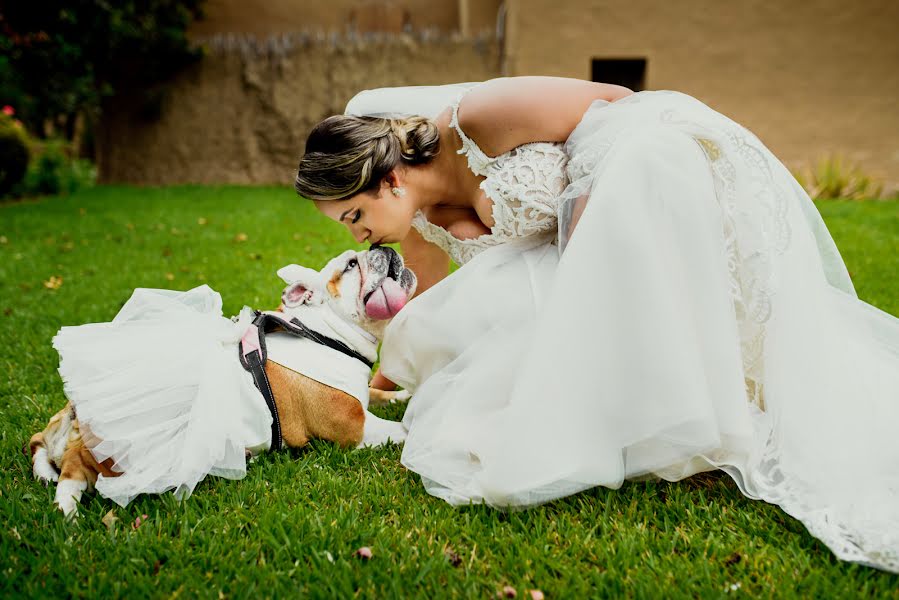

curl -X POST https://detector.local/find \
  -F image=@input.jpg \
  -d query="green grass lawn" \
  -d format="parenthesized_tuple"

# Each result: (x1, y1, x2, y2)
(1, 186, 897, 598)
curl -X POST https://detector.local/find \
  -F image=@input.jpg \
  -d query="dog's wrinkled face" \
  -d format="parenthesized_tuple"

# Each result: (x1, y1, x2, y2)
(276, 247, 417, 339)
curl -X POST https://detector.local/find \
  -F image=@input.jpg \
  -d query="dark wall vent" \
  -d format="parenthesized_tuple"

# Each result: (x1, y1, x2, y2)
(591, 58, 647, 91)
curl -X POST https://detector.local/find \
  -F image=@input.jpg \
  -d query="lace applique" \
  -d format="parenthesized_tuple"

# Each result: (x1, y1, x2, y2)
(665, 110, 898, 572)
(411, 211, 496, 266)
(413, 89, 570, 265)
(480, 144, 568, 239)
(690, 130, 790, 408)
(664, 109, 897, 571)
(659, 106, 791, 412)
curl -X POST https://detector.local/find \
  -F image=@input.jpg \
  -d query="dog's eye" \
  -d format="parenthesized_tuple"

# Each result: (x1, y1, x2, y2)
(344, 258, 358, 272)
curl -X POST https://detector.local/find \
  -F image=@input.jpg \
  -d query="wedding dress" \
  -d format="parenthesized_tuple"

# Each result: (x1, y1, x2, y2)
(366, 86, 899, 572)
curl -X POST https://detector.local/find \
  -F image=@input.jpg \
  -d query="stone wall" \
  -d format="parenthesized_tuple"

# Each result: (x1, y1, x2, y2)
(189, 0, 460, 36)
(505, 0, 899, 191)
(98, 33, 500, 185)
(99, 0, 898, 190)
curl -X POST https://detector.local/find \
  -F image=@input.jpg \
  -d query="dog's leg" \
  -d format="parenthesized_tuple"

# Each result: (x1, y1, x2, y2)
(357, 411, 407, 448)
(54, 440, 115, 518)
(367, 387, 412, 406)
(55, 476, 88, 518)
(56, 443, 92, 518)
(308, 397, 366, 448)
(267, 361, 368, 449)
(29, 433, 59, 484)
(36, 411, 120, 518)
(29, 402, 77, 485)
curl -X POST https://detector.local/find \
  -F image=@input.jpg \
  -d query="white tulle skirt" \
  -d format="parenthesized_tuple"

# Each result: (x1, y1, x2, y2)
(53, 285, 272, 507)
(379, 91, 899, 572)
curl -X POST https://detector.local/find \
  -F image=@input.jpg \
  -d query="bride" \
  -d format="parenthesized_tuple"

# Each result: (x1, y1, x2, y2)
(294, 76, 899, 572)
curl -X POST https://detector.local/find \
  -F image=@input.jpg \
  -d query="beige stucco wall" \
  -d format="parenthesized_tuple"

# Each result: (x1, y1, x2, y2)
(99, 0, 897, 190)
(98, 34, 500, 184)
(189, 0, 500, 37)
(505, 0, 899, 191)
(189, 0, 460, 36)
(459, 0, 504, 35)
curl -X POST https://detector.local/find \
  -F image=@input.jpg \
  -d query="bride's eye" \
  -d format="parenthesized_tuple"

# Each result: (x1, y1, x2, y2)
(352, 210, 362, 224)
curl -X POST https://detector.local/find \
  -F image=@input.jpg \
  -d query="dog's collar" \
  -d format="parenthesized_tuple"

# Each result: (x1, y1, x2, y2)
(279, 315, 375, 369)
(321, 303, 378, 346)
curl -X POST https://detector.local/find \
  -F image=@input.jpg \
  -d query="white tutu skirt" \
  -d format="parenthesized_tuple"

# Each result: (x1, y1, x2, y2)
(380, 91, 899, 572)
(53, 285, 271, 507)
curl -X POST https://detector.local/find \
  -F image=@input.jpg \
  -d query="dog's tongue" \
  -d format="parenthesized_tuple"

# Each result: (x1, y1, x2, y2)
(364, 278, 408, 320)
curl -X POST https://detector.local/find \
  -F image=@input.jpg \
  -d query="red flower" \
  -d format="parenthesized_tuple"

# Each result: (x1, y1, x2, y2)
(2, 106, 14, 116)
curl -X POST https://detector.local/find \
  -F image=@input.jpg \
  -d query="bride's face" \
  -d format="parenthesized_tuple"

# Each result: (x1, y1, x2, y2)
(315, 182, 418, 245)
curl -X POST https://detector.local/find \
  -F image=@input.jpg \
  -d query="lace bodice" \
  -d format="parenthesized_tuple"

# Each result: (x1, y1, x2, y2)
(411, 88, 570, 265)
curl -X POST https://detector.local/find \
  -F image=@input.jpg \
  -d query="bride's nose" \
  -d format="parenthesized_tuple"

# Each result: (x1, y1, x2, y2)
(348, 223, 371, 243)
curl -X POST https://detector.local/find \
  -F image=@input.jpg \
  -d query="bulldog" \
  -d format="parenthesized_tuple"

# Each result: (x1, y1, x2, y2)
(29, 246, 416, 516)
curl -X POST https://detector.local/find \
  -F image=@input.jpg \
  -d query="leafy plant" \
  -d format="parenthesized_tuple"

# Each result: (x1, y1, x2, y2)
(795, 155, 883, 201)
(0, 2, 205, 142)
(0, 106, 30, 196)
(19, 138, 96, 196)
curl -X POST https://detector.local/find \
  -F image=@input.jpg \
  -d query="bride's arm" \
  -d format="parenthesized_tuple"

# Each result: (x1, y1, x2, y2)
(369, 228, 449, 392)
(456, 76, 632, 157)
(400, 227, 450, 298)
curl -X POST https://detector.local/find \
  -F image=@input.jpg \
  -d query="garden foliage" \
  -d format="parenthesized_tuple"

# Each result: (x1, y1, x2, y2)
(0, 106, 96, 199)
(0, 1, 205, 141)
(21, 139, 97, 197)
(794, 155, 884, 201)
(0, 107, 29, 196)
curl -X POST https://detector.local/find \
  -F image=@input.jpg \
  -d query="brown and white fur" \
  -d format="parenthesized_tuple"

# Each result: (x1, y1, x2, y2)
(30, 246, 416, 516)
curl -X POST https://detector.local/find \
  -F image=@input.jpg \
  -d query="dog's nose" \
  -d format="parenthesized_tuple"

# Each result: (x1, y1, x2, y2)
(368, 244, 397, 260)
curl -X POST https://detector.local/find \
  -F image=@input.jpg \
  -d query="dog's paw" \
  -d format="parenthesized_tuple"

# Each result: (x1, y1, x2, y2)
(386, 425, 407, 444)
(55, 496, 79, 519)
(391, 390, 411, 404)
(32, 449, 60, 484)
(368, 387, 413, 406)
(54, 479, 87, 519)
(358, 411, 407, 448)
(34, 464, 60, 485)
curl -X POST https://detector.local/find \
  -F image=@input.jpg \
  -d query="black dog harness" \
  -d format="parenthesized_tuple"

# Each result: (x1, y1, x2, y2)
(238, 310, 374, 451)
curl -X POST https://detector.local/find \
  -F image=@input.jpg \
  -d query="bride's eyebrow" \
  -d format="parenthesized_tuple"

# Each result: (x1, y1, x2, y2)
(338, 208, 355, 222)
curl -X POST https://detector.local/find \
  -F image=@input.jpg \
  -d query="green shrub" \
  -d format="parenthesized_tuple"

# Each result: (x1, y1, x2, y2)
(0, 111, 30, 197)
(795, 155, 883, 201)
(0, 104, 96, 199)
(19, 139, 96, 196)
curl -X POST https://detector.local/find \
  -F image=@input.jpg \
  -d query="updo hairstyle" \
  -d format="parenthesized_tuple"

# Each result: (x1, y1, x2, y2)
(295, 115, 440, 201)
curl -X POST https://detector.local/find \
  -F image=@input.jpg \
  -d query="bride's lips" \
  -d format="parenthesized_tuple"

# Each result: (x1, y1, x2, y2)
(364, 277, 408, 320)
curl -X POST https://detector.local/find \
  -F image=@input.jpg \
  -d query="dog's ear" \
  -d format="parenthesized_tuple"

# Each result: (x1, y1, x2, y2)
(277, 264, 324, 308)
(277, 264, 318, 285)
(282, 283, 321, 307)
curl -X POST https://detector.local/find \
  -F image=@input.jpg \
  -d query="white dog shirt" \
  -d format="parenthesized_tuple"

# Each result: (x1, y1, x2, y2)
(265, 333, 371, 409)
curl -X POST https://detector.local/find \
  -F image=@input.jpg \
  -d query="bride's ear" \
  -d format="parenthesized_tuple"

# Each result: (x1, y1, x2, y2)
(383, 169, 402, 190)
(277, 265, 324, 308)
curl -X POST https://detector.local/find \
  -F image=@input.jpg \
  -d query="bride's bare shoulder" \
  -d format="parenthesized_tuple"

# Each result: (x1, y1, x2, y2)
(457, 76, 633, 157)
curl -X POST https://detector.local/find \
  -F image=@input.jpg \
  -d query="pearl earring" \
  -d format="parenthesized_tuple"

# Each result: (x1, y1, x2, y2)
(391, 186, 406, 197)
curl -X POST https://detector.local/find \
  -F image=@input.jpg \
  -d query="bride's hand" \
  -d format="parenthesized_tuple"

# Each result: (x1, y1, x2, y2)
(370, 368, 397, 391)
(368, 369, 411, 406)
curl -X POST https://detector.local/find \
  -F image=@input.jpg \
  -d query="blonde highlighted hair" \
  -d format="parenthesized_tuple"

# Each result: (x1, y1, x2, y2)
(295, 115, 440, 201)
